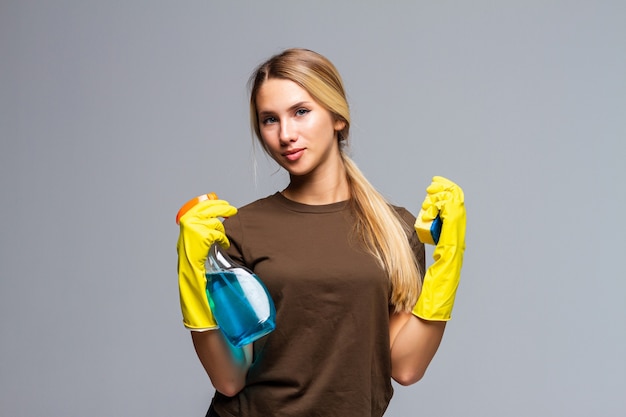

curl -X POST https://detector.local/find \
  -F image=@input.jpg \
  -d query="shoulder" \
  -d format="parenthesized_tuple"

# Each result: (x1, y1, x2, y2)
(391, 204, 416, 225)
(223, 193, 283, 227)
(236, 192, 284, 215)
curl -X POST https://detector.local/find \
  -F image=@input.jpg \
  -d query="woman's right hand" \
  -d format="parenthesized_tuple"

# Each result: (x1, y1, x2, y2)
(177, 196, 238, 330)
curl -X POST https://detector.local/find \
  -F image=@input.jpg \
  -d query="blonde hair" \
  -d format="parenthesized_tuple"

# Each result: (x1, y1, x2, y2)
(248, 48, 421, 311)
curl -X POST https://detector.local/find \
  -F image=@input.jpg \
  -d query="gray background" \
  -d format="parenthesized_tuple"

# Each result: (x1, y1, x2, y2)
(1, 1, 625, 416)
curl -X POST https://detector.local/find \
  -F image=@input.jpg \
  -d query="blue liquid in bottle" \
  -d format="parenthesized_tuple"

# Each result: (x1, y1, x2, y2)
(205, 245, 276, 347)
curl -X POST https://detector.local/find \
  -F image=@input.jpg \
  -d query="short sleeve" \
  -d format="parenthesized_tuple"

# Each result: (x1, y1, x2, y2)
(394, 206, 426, 279)
(223, 214, 247, 267)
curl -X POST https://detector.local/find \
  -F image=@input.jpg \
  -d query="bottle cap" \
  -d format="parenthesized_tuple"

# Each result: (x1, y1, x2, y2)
(175, 192, 218, 224)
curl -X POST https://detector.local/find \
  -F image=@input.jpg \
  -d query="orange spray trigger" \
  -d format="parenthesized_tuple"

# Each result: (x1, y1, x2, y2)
(175, 192, 218, 224)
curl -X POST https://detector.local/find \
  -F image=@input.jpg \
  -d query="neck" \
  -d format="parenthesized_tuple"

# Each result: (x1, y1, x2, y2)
(283, 166, 350, 205)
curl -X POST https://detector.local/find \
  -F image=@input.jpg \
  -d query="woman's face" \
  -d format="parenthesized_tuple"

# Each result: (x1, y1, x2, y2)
(255, 78, 345, 178)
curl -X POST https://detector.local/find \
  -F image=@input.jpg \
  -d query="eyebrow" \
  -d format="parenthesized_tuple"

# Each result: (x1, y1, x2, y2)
(258, 101, 312, 117)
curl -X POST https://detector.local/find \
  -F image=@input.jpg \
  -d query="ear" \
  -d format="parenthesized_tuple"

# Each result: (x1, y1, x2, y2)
(334, 119, 346, 132)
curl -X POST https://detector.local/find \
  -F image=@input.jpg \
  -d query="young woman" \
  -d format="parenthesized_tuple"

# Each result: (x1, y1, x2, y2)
(177, 48, 466, 417)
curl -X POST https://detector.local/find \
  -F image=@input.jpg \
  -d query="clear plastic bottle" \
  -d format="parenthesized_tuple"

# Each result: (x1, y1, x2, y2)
(205, 242, 276, 347)
(176, 193, 276, 347)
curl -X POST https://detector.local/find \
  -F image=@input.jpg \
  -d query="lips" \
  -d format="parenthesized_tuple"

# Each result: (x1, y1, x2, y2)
(283, 148, 305, 161)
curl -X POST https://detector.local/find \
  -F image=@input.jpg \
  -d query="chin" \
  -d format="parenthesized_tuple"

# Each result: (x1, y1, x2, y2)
(279, 162, 311, 177)
(288, 165, 317, 177)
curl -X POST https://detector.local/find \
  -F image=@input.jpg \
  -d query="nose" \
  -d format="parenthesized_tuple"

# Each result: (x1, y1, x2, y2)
(279, 119, 297, 144)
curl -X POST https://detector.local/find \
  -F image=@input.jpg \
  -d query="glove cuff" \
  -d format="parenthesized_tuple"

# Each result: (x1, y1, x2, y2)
(412, 298, 453, 322)
(183, 322, 220, 332)
(179, 256, 219, 330)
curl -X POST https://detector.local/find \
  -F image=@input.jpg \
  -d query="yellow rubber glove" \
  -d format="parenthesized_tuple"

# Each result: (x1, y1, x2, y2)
(176, 194, 238, 330)
(413, 176, 466, 321)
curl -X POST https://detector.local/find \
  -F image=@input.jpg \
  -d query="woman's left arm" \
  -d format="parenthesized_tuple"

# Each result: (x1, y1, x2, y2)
(390, 176, 466, 385)
(389, 312, 446, 385)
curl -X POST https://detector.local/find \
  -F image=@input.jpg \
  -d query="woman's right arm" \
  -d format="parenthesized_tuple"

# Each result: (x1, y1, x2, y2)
(191, 330, 252, 397)
(176, 197, 251, 396)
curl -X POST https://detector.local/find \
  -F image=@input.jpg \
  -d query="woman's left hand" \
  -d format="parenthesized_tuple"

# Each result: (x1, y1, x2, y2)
(412, 176, 466, 321)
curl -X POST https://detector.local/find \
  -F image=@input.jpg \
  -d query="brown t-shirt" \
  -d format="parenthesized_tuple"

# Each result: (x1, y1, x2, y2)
(213, 193, 425, 417)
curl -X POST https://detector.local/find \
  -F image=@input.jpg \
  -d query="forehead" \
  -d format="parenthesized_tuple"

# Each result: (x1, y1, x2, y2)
(256, 78, 314, 110)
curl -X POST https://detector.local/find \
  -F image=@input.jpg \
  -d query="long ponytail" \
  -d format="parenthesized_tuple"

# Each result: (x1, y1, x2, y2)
(342, 154, 422, 312)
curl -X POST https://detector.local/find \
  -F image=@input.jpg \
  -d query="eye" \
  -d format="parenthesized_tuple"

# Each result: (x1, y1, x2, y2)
(262, 116, 278, 125)
(295, 108, 310, 117)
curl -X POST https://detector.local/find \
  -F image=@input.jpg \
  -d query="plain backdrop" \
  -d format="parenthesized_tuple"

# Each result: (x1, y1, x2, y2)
(1, 1, 625, 416)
